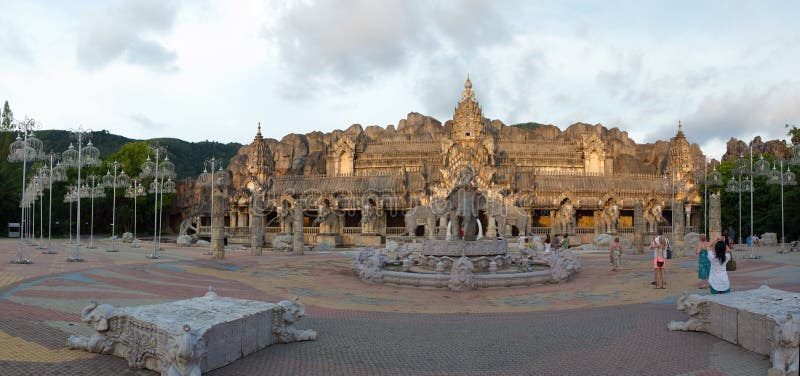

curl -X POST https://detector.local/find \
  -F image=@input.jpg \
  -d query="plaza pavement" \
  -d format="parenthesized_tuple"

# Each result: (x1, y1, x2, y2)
(0, 237, 798, 375)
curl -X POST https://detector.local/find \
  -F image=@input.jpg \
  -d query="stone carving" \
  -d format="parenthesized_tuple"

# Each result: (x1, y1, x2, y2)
(404, 205, 435, 237)
(272, 234, 293, 251)
(769, 313, 800, 376)
(593, 233, 614, 248)
(547, 249, 581, 283)
(668, 286, 800, 376)
(165, 325, 204, 376)
(361, 199, 379, 234)
(448, 256, 477, 291)
(486, 200, 530, 237)
(67, 301, 116, 354)
(667, 292, 710, 332)
(762, 232, 778, 246)
(276, 198, 294, 234)
(683, 232, 700, 256)
(273, 297, 318, 343)
(554, 198, 576, 234)
(645, 199, 665, 233)
(313, 199, 338, 234)
(599, 198, 620, 234)
(313, 242, 333, 252)
(67, 294, 316, 375)
(122, 232, 134, 243)
(385, 240, 399, 253)
(353, 247, 386, 284)
(176, 234, 195, 247)
(292, 199, 304, 254)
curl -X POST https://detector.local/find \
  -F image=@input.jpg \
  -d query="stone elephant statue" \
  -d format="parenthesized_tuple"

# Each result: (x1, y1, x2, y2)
(66, 301, 117, 354)
(486, 201, 530, 237)
(404, 205, 435, 237)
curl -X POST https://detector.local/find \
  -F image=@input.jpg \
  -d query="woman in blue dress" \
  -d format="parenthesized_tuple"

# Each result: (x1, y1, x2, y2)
(695, 234, 711, 288)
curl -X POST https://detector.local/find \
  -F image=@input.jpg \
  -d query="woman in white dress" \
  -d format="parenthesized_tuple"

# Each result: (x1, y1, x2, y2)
(708, 238, 732, 294)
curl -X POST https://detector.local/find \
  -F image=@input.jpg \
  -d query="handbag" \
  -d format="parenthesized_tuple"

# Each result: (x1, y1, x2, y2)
(726, 254, 736, 271)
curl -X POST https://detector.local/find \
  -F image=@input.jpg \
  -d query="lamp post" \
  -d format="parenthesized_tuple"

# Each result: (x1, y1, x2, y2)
(140, 146, 175, 259)
(7, 117, 44, 264)
(125, 179, 146, 247)
(85, 175, 105, 249)
(767, 160, 797, 247)
(61, 128, 101, 262)
(64, 186, 76, 244)
(199, 157, 224, 255)
(102, 161, 130, 252)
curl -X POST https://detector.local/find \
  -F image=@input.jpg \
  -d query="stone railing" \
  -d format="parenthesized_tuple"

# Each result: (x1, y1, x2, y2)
(265, 227, 281, 233)
(342, 227, 361, 234)
(302, 227, 319, 235)
(386, 227, 406, 236)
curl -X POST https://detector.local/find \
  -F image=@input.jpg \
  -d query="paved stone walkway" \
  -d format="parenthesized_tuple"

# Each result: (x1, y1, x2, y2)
(0, 238, 796, 375)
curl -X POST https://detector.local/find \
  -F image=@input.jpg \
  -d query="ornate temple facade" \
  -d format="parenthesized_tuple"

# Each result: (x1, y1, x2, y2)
(187, 77, 706, 247)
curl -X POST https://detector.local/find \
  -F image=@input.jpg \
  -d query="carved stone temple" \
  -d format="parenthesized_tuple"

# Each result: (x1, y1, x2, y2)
(178, 77, 708, 249)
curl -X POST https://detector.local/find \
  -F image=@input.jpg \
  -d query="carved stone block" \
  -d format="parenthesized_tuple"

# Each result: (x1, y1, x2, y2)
(67, 292, 316, 375)
(668, 286, 800, 376)
(356, 234, 383, 247)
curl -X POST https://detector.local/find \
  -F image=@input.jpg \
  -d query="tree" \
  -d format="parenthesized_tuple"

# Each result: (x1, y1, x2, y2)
(787, 124, 800, 144)
(1, 101, 13, 131)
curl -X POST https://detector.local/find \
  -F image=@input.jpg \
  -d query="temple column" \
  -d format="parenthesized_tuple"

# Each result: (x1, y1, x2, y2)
(486, 216, 496, 238)
(250, 195, 263, 256)
(674, 200, 685, 241)
(292, 199, 304, 255)
(593, 210, 601, 237)
(212, 190, 225, 259)
(709, 193, 721, 241)
(634, 199, 645, 253)
(229, 210, 237, 228)
(426, 215, 436, 240)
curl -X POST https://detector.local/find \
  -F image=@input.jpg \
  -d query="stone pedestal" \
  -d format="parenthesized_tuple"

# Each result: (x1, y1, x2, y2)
(315, 234, 341, 247)
(250, 194, 264, 256)
(66, 292, 316, 375)
(356, 234, 383, 247)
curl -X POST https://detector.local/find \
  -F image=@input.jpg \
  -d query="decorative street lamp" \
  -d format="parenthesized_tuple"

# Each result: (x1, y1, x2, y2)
(199, 157, 225, 255)
(85, 175, 104, 249)
(64, 186, 77, 244)
(767, 160, 797, 246)
(125, 179, 146, 247)
(7, 117, 44, 264)
(140, 146, 175, 259)
(705, 164, 724, 237)
(61, 128, 101, 262)
(35, 153, 65, 254)
(102, 161, 130, 252)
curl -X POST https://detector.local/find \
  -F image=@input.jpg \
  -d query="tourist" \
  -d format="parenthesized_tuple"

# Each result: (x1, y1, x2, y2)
(554, 234, 561, 250)
(609, 237, 622, 272)
(651, 229, 666, 289)
(708, 237, 732, 294)
(695, 234, 711, 289)
(751, 233, 760, 247)
(544, 234, 552, 254)
(728, 225, 736, 248)
(561, 233, 570, 250)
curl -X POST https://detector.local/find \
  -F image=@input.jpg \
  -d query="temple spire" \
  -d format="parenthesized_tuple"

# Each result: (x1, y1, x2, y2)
(460, 74, 476, 103)
(257, 122, 262, 137)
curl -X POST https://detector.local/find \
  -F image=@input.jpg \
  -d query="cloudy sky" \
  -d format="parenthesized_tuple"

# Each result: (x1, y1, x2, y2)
(1, 0, 799, 160)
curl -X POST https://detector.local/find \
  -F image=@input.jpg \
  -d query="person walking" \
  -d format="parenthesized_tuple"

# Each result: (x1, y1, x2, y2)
(708, 237, 732, 294)
(695, 234, 711, 288)
(609, 237, 622, 272)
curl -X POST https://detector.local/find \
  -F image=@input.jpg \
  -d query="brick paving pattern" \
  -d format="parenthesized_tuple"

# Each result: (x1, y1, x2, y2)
(0, 238, 794, 375)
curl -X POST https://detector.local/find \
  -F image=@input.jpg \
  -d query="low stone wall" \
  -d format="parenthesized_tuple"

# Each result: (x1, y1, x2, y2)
(67, 291, 316, 375)
(668, 286, 800, 376)
(382, 270, 552, 289)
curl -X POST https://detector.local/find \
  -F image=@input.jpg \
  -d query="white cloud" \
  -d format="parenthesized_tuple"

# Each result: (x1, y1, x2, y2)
(75, 0, 180, 71)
